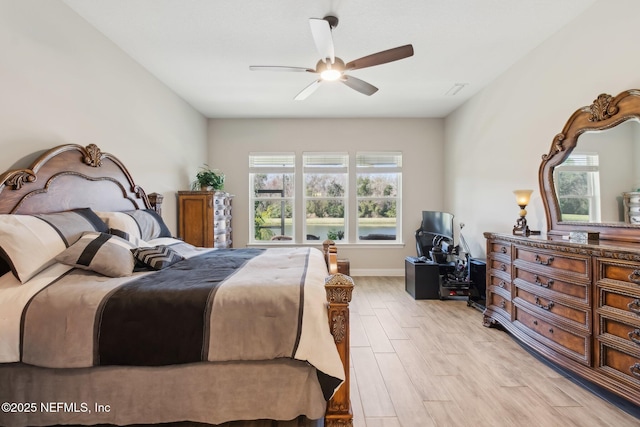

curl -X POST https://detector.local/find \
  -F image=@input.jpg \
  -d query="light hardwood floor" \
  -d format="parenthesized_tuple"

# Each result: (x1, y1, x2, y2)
(348, 276, 640, 427)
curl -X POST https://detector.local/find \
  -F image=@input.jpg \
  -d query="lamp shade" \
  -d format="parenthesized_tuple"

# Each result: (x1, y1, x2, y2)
(513, 189, 533, 206)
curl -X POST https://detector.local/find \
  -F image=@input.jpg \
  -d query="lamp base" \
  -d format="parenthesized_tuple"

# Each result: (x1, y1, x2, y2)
(513, 217, 541, 236)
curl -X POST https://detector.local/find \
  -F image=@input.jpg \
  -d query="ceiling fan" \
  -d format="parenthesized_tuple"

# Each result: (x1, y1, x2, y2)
(249, 15, 414, 101)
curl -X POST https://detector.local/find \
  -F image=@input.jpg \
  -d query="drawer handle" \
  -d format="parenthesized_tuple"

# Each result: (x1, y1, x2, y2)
(534, 275, 554, 288)
(501, 246, 507, 254)
(499, 300, 506, 309)
(535, 296, 554, 311)
(631, 363, 640, 379)
(500, 264, 507, 272)
(533, 320, 538, 325)
(629, 329, 640, 346)
(498, 281, 506, 288)
(549, 328, 554, 334)
(629, 270, 640, 285)
(534, 255, 554, 266)
(629, 299, 640, 316)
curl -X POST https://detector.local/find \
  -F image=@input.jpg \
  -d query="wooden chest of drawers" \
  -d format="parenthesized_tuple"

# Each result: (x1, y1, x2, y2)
(484, 232, 640, 406)
(177, 191, 233, 248)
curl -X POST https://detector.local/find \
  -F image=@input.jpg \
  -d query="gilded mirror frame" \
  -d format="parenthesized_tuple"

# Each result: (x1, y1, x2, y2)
(539, 89, 640, 242)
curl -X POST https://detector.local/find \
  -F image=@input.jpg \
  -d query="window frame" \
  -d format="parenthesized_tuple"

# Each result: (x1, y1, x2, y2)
(248, 152, 296, 243)
(355, 151, 403, 243)
(248, 151, 403, 246)
(302, 152, 349, 243)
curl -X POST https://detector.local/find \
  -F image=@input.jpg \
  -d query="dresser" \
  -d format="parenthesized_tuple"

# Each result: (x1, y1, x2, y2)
(484, 232, 640, 406)
(177, 191, 233, 248)
(623, 192, 640, 224)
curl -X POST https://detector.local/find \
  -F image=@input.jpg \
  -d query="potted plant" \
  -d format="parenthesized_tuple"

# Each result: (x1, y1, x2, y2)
(192, 164, 225, 191)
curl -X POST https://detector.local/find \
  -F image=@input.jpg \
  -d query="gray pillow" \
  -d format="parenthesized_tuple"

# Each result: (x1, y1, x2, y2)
(132, 245, 185, 270)
(55, 232, 136, 277)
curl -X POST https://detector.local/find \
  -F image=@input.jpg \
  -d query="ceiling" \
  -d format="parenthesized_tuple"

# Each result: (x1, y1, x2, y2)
(62, 0, 597, 119)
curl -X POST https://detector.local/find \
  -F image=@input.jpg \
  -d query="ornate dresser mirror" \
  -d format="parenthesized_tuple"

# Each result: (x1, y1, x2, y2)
(539, 89, 640, 242)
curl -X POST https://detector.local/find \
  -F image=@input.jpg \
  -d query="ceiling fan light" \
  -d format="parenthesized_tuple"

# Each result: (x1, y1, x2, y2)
(321, 69, 342, 81)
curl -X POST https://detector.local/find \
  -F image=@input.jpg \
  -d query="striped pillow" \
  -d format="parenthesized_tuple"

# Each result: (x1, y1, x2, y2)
(55, 232, 136, 277)
(132, 245, 185, 270)
(96, 209, 171, 241)
(0, 208, 108, 283)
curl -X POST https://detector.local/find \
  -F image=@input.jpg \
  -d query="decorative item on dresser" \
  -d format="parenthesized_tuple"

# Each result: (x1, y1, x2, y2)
(623, 192, 640, 224)
(485, 89, 640, 409)
(177, 190, 233, 248)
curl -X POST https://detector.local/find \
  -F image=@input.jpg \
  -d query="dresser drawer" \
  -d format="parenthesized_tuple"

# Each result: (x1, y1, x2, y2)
(488, 258, 510, 275)
(597, 317, 640, 350)
(597, 259, 640, 288)
(597, 287, 640, 322)
(515, 268, 588, 303)
(515, 306, 589, 364)
(488, 274, 511, 293)
(214, 207, 232, 218)
(595, 342, 640, 388)
(488, 241, 511, 258)
(214, 218, 231, 231)
(515, 286, 589, 329)
(488, 290, 511, 318)
(515, 246, 590, 278)
(214, 232, 231, 243)
(214, 197, 232, 207)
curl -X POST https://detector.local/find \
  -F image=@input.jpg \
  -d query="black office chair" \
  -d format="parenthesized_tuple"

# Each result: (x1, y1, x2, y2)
(415, 211, 456, 263)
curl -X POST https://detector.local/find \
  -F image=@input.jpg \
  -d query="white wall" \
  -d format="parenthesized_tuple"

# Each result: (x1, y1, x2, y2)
(208, 118, 444, 275)
(0, 0, 208, 233)
(445, 0, 640, 258)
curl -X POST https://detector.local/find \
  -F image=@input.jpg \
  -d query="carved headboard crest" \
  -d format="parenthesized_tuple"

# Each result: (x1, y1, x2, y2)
(83, 144, 104, 167)
(0, 144, 153, 215)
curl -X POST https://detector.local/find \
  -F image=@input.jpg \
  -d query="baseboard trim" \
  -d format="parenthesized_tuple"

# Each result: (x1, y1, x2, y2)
(349, 268, 404, 277)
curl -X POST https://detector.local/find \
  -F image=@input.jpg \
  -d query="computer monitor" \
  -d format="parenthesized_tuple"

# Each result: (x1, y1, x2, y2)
(420, 211, 454, 242)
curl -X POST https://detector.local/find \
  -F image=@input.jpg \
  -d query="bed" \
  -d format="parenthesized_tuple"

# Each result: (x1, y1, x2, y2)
(0, 144, 353, 427)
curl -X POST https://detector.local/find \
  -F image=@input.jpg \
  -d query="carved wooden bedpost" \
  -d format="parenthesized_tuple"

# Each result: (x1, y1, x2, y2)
(323, 239, 339, 274)
(147, 192, 164, 216)
(324, 270, 354, 425)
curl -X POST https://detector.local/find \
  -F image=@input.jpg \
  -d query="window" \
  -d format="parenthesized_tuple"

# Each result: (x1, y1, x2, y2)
(554, 152, 601, 222)
(303, 153, 348, 242)
(356, 152, 402, 241)
(249, 151, 402, 244)
(249, 153, 295, 241)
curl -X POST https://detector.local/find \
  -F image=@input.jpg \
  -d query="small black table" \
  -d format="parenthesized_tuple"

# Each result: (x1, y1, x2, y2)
(404, 257, 442, 299)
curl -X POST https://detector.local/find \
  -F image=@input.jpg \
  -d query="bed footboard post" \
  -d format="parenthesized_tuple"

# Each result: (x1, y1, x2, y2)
(324, 273, 354, 427)
(322, 239, 339, 274)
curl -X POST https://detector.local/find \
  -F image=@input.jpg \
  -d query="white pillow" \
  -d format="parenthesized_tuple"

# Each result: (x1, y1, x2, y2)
(0, 209, 108, 283)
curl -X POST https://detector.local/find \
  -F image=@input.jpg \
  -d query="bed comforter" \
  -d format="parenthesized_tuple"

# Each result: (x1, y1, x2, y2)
(0, 241, 344, 399)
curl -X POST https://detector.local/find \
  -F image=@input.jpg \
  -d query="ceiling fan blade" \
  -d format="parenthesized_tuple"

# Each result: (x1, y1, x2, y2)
(341, 75, 379, 96)
(294, 79, 322, 101)
(345, 44, 414, 71)
(309, 18, 335, 64)
(249, 66, 315, 73)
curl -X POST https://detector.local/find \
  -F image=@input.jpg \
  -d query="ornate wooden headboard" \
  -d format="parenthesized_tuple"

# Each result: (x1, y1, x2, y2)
(0, 144, 161, 215)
